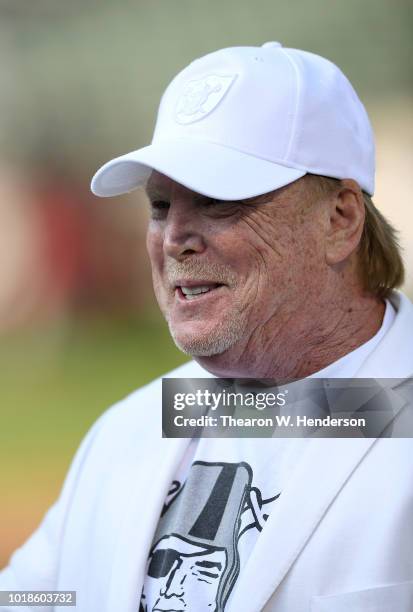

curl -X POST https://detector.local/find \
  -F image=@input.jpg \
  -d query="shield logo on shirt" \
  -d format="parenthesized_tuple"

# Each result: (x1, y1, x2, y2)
(140, 460, 280, 612)
(175, 74, 238, 125)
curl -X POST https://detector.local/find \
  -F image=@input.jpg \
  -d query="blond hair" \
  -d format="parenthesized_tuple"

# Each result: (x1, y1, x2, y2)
(305, 174, 405, 299)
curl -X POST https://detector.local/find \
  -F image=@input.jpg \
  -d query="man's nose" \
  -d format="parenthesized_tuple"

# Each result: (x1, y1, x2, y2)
(163, 205, 205, 261)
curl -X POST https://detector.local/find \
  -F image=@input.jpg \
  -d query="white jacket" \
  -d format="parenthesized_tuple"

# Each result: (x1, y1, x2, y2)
(1, 291, 413, 612)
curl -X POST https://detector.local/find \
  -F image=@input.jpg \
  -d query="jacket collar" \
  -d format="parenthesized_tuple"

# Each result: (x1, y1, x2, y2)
(226, 437, 377, 611)
(357, 291, 413, 378)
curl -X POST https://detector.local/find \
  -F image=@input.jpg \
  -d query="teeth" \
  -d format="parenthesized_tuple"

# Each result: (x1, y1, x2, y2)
(185, 293, 204, 300)
(181, 285, 214, 296)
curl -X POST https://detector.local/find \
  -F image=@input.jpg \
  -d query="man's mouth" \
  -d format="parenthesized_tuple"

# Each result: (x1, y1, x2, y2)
(174, 278, 225, 303)
(174, 282, 225, 301)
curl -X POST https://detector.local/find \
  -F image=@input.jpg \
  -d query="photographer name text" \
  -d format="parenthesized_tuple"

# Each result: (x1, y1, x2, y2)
(173, 414, 366, 428)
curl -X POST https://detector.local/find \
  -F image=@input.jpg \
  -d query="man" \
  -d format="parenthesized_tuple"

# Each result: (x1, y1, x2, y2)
(1, 42, 412, 611)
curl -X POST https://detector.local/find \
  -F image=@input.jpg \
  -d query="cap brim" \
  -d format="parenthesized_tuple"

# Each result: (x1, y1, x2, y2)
(91, 139, 306, 201)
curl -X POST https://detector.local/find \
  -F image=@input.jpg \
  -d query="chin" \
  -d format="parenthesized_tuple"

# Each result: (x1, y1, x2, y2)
(170, 331, 230, 357)
(168, 321, 242, 358)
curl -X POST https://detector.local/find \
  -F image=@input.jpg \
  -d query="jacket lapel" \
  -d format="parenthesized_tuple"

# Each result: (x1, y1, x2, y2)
(104, 360, 215, 610)
(227, 287, 413, 612)
(105, 436, 191, 612)
(226, 436, 378, 611)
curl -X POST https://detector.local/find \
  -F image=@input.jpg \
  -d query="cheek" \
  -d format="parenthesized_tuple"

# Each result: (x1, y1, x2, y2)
(146, 227, 164, 272)
(280, 233, 327, 303)
(244, 228, 317, 304)
(239, 216, 293, 266)
(245, 233, 291, 286)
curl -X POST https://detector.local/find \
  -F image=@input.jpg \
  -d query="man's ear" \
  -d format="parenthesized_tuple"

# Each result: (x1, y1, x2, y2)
(325, 179, 365, 265)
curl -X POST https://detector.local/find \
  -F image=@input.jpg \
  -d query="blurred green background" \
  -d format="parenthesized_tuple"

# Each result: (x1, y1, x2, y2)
(1, 0, 412, 567)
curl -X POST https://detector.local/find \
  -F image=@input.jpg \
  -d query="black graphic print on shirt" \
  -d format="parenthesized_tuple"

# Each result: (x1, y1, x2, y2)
(139, 461, 280, 612)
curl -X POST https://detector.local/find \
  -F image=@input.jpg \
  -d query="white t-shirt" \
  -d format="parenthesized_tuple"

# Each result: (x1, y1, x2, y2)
(140, 300, 395, 612)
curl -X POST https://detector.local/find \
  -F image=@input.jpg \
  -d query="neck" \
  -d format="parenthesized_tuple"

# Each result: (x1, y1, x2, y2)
(194, 289, 386, 382)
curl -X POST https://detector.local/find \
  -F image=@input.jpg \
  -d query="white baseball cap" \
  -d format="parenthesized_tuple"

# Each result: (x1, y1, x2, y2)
(91, 41, 375, 199)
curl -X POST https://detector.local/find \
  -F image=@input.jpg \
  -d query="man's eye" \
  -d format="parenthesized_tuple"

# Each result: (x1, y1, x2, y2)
(150, 201, 169, 218)
(151, 200, 169, 209)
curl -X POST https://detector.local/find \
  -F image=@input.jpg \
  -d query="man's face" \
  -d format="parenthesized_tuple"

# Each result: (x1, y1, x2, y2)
(141, 536, 226, 612)
(145, 171, 326, 361)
